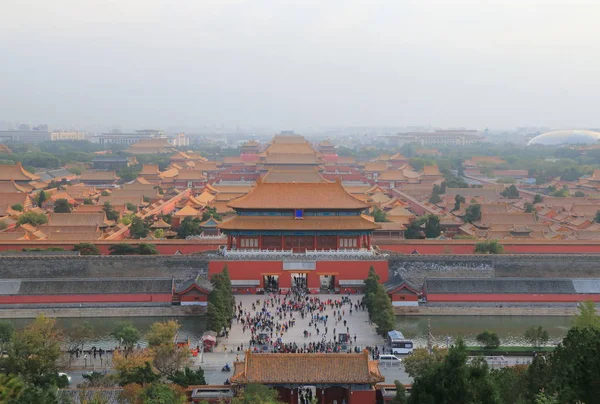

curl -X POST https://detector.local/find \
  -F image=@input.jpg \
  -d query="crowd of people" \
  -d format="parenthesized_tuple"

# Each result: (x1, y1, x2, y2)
(230, 290, 371, 354)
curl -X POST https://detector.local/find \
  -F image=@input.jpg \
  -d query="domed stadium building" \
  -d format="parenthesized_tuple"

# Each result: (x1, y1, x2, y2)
(527, 130, 600, 146)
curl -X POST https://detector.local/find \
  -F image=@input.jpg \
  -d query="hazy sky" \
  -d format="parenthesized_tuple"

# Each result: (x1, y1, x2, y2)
(1, 0, 599, 131)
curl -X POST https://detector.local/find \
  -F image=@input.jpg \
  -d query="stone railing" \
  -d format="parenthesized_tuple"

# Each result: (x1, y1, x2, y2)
(220, 247, 384, 260)
(223, 249, 293, 257)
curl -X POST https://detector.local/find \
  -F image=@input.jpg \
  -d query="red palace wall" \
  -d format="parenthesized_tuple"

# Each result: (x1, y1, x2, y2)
(209, 260, 388, 290)
(378, 242, 600, 254)
(348, 390, 376, 404)
(0, 242, 220, 255)
(0, 294, 172, 304)
(426, 294, 600, 303)
(391, 293, 419, 302)
(4, 239, 600, 256)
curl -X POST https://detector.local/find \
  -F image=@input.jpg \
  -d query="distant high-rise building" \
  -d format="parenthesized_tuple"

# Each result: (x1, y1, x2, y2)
(387, 130, 482, 147)
(0, 124, 51, 143)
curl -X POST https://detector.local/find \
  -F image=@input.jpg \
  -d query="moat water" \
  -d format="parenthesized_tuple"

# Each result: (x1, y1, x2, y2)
(4, 315, 572, 349)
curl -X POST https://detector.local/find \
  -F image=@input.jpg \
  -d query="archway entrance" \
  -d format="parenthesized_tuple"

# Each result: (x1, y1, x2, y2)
(319, 275, 335, 292)
(290, 273, 307, 293)
(263, 275, 279, 293)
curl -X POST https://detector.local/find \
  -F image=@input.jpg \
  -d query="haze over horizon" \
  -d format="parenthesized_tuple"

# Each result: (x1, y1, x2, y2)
(1, 0, 599, 131)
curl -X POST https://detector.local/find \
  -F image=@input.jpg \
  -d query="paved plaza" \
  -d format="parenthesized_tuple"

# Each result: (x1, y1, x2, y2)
(221, 293, 386, 351)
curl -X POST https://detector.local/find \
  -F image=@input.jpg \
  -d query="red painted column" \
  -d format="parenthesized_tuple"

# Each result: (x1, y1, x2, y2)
(281, 235, 285, 250)
(313, 235, 317, 250)
(258, 235, 263, 250)
(336, 235, 340, 250)
(357, 235, 361, 249)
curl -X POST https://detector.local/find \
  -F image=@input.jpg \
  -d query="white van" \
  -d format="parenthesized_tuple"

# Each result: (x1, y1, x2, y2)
(378, 354, 402, 366)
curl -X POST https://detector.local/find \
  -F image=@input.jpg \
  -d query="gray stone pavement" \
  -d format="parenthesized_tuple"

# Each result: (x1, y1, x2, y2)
(216, 294, 386, 351)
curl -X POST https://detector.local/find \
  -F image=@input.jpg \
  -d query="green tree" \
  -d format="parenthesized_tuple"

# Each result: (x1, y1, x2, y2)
(126, 202, 138, 212)
(572, 300, 600, 329)
(363, 265, 380, 316)
(140, 383, 186, 404)
(202, 206, 222, 221)
(168, 366, 206, 387)
(551, 187, 569, 197)
(596, 210, 600, 223)
(83, 198, 93, 205)
(130, 216, 150, 239)
(453, 194, 465, 211)
(533, 194, 543, 204)
(403, 347, 448, 379)
(501, 184, 520, 198)
(474, 240, 504, 254)
(524, 326, 550, 348)
(177, 217, 202, 239)
(476, 330, 500, 349)
(17, 211, 48, 226)
(409, 339, 502, 404)
(403, 220, 423, 239)
(102, 202, 119, 221)
(73, 243, 101, 255)
(233, 384, 284, 404)
(524, 202, 535, 213)
(7, 315, 62, 386)
(101, 190, 110, 196)
(10, 204, 23, 212)
(574, 190, 585, 197)
(370, 284, 396, 336)
(37, 190, 47, 206)
(424, 215, 441, 238)
(372, 207, 388, 222)
(409, 157, 432, 172)
(111, 322, 140, 358)
(391, 380, 408, 404)
(109, 243, 137, 255)
(489, 366, 528, 404)
(429, 192, 442, 204)
(117, 362, 160, 386)
(137, 243, 158, 255)
(440, 181, 447, 194)
(153, 229, 165, 238)
(463, 204, 481, 223)
(549, 327, 600, 404)
(53, 198, 72, 213)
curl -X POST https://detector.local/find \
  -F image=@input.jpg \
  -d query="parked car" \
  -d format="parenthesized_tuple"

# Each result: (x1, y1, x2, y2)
(378, 354, 402, 366)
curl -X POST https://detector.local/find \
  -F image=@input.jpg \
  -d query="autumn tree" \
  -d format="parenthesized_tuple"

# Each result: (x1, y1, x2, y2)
(572, 300, 600, 329)
(7, 315, 63, 386)
(111, 322, 140, 358)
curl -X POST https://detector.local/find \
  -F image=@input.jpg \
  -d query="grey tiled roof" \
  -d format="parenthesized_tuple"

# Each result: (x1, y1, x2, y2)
(17, 278, 173, 295)
(424, 278, 577, 294)
(176, 276, 213, 293)
(572, 279, 600, 294)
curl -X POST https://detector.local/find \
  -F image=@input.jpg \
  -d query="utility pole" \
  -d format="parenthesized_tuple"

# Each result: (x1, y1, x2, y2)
(427, 318, 433, 354)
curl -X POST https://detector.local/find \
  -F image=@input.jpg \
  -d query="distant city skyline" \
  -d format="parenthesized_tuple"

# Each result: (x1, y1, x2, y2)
(1, 1, 599, 130)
